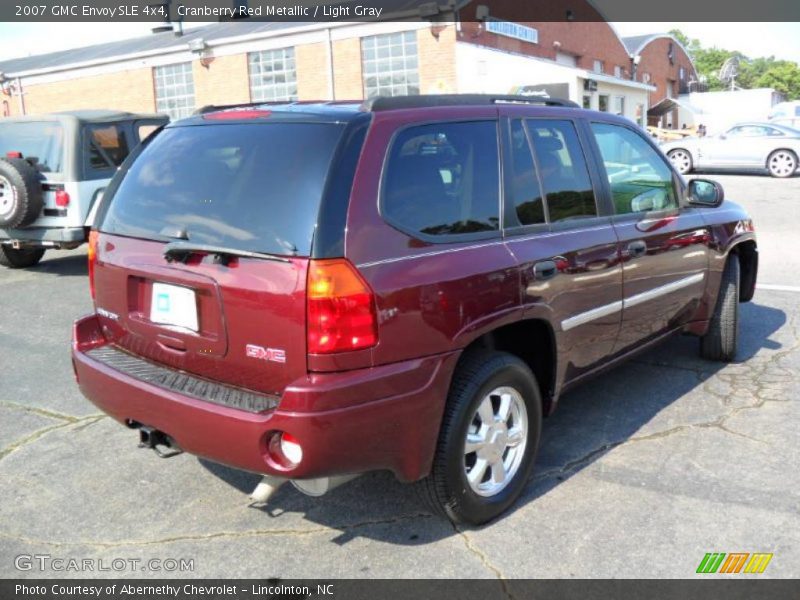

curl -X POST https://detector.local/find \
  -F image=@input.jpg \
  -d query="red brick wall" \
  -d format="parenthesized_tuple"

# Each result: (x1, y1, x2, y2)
(635, 36, 697, 126)
(458, 21, 633, 79)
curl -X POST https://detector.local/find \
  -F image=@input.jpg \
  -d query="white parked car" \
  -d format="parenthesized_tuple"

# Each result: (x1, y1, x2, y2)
(662, 122, 800, 179)
(0, 110, 167, 268)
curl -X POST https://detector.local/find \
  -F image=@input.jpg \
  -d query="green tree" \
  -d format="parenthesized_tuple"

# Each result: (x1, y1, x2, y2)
(757, 62, 800, 99)
(667, 28, 800, 98)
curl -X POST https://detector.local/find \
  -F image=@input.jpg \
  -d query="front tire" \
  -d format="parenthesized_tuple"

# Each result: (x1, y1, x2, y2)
(767, 149, 797, 178)
(668, 149, 693, 175)
(0, 246, 45, 268)
(418, 350, 542, 525)
(700, 257, 740, 362)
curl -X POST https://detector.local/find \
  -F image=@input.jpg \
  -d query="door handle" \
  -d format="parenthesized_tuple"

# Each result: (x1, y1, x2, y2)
(533, 260, 558, 280)
(627, 240, 647, 258)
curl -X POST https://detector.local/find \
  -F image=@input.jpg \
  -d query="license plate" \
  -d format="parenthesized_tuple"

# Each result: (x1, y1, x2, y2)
(150, 283, 198, 332)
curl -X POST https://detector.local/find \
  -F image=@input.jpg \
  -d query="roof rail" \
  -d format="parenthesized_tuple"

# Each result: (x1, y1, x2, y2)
(193, 100, 362, 115)
(362, 94, 580, 111)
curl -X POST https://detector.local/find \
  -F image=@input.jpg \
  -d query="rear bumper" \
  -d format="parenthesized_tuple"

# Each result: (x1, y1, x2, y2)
(72, 314, 458, 482)
(0, 226, 86, 246)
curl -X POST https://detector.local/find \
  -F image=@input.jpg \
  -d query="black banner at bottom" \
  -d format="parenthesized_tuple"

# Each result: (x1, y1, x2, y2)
(3, 579, 799, 600)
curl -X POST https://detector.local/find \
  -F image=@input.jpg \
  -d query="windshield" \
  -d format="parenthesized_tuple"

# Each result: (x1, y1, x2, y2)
(99, 122, 344, 257)
(0, 121, 64, 172)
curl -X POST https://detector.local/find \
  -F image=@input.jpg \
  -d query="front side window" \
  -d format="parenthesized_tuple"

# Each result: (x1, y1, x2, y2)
(526, 119, 597, 222)
(382, 121, 500, 237)
(362, 31, 419, 98)
(87, 124, 130, 170)
(591, 122, 678, 214)
(248, 47, 298, 102)
(154, 63, 195, 120)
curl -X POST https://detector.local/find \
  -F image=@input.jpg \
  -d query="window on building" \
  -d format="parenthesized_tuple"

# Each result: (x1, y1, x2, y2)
(614, 65, 623, 78)
(86, 124, 130, 170)
(636, 103, 646, 127)
(679, 66, 686, 80)
(507, 119, 546, 226)
(598, 95, 609, 112)
(526, 119, 597, 222)
(555, 52, 578, 67)
(154, 63, 195, 120)
(248, 47, 298, 102)
(362, 31, 419, 98)
(582, 95, 591, 109)
(382, 121, 500, 237)
(591, 123, 677, 215)
(593, 60, 604, 74)
(614, 96, 625, 116)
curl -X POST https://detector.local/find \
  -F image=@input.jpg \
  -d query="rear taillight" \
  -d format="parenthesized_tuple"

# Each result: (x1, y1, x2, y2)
(307, 259, 378, 354)
(5, 151, 22, 159)
(55, 190, 70, 207)
(87, 230, 99, 300)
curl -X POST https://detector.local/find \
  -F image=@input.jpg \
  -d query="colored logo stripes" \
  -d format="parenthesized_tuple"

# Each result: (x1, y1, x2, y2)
(697, 552, 773, 574)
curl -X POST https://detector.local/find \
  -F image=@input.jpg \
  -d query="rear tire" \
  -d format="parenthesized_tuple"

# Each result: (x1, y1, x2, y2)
(0, 158, 44, 229)
(668, 149, 693, 175)
(0, 246, 45, 268)
(767, 149, 797, 178)
(700, 257, 740, 362)
(417, 350, 542, 525)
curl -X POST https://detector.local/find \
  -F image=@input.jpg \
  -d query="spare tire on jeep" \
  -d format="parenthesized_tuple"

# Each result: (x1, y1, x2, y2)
(0, 157, 44, 229)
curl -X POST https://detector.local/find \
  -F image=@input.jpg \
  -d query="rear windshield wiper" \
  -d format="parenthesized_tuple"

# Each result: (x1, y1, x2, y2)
(163, 242, 291, 265)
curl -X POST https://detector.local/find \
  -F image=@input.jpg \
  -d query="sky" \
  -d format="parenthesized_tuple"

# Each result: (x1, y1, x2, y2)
(0, 21, 798, 64)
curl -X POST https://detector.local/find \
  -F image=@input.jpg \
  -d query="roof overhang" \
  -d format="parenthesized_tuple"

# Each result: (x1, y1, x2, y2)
(647, 97, 681, 116)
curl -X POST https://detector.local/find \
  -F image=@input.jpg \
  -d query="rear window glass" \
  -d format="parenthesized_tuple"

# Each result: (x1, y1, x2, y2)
(87, 124, 130, 169)
(382, 120, 500, 237)
(100, 122, 344, 256)
(0, 122, 64, 172)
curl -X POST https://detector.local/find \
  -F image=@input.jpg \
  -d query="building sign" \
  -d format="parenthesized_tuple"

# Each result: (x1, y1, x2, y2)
(511, 83, 570, 100)
(486, 20, 539, 44)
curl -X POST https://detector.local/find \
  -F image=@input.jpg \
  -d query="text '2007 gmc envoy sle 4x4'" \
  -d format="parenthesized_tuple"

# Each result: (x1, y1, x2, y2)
(72, 95, 758, 524)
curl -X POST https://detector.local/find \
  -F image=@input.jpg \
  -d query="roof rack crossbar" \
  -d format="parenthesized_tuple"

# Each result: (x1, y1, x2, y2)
(362, 94, 580, 112)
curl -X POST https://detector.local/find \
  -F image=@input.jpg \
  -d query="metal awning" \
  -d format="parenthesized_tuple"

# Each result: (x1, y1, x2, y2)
(647, 98, 681, 117)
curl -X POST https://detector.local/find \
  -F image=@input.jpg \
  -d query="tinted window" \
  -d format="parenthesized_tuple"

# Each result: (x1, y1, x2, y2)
(0, 121, 63, 172)
(591, 123, 677, 214)
(507, 119, 545, 226)
(100, 123, 343, 256)
(526, 120, 597, 222)
(87, 124, 130, 170)
(382, 121, 500, 236)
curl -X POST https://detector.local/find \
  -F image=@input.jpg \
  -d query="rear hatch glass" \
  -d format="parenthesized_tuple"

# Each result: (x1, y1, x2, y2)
(93, 121, 346, 396)
(0, 121, 64, 173)
(100, 122, 344, 256)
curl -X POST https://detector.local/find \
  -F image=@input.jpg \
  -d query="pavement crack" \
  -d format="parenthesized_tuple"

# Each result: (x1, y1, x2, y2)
(0, 513, 436, 549)
(0, 401, 86, 423)
(0, 415, 106, 461)
(453, 524, 516, 598)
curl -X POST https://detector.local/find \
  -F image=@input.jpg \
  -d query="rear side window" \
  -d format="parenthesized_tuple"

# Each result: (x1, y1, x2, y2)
(0, 121, 63, 172)
(507, 119, 546, 226)
(382, 121, 500, 237)
(87, 124, 130, 170)
(526, 119, 597, 223)
(100, 123, 344, 257)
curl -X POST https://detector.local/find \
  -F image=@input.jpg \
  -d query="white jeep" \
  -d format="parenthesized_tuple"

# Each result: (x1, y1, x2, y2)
(0, 110, 168, 268)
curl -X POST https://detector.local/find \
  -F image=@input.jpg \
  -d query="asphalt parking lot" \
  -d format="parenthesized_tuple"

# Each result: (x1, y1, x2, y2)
(0, 174, 798, 579)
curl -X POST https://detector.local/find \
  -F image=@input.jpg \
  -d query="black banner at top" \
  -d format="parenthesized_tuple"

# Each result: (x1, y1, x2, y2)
(3, 0, 800, 22)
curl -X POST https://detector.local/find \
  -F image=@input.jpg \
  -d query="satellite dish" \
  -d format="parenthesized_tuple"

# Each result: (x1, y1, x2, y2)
(719, 56, 740, 91)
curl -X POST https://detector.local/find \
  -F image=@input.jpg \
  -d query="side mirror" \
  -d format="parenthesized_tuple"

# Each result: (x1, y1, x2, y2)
(687, 178, 724, 208)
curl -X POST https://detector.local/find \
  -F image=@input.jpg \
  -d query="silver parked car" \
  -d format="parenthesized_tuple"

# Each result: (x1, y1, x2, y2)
(662, 122, 800, 178)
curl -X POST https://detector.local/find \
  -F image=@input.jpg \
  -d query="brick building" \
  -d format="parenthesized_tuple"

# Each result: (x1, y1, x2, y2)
(621, 34, 699, 127)
(0, 9, 693, 128)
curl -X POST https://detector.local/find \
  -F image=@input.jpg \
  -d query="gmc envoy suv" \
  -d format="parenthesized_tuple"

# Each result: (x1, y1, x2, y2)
(72, 95, 758, 524)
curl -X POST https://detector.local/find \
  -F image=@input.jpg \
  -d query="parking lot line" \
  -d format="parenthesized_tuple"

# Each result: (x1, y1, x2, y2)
(757, 284, 800, 293)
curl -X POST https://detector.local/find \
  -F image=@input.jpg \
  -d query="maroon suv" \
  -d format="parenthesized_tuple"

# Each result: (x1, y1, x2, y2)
(72, 95, 758, 524)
